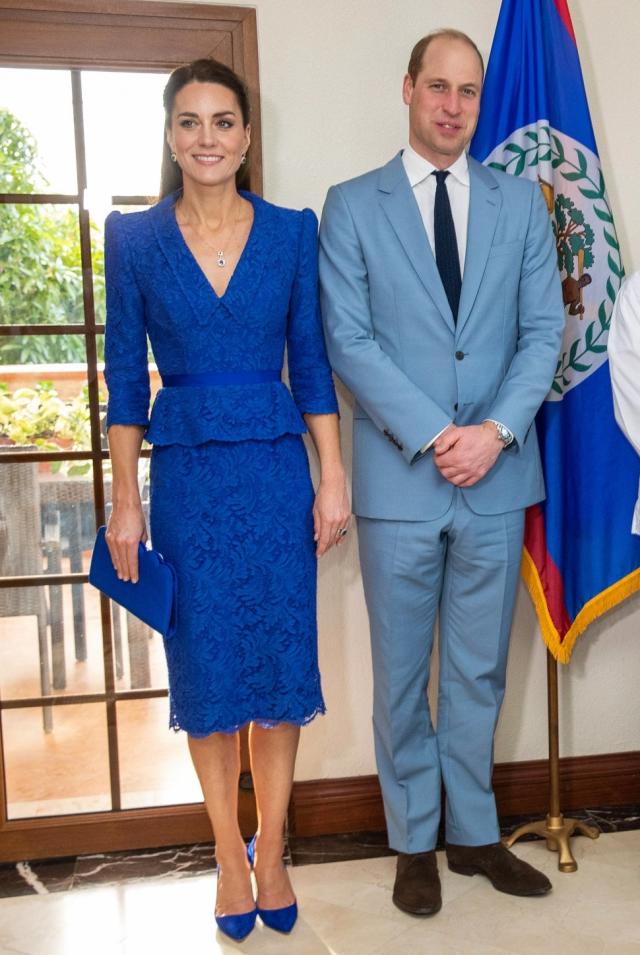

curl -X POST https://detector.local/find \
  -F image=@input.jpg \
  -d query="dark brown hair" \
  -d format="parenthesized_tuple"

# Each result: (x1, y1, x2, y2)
(159, 58, 251, 199)
(407, 29, 485, 85)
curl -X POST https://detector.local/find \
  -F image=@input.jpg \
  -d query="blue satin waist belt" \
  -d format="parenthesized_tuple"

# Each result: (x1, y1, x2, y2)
(161, 369, 281, 387)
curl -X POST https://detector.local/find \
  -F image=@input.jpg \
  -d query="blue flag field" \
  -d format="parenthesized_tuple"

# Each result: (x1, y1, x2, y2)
(471, 0, 640, 661)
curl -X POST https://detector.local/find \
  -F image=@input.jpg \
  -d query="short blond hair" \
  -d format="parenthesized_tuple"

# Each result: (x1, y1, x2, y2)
(407, 29, 484, 84)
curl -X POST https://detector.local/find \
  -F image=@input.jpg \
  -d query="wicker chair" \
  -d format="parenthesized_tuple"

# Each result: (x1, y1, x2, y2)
(0, 454, 64, 732)
(39, 475, 90, 665)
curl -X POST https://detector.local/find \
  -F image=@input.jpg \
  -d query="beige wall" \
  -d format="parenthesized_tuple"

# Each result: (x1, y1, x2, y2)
(174, 0, 640, 778)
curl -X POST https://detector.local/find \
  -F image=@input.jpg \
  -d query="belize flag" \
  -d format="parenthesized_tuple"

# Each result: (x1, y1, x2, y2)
(471, 0, 640, 662)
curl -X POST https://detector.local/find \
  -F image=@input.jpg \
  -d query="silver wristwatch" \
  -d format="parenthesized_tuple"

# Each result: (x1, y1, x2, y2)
(486, 419, 514, 448)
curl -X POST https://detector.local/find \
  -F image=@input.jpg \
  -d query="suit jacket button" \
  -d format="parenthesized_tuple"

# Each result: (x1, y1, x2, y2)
(455, 350, 465, 360)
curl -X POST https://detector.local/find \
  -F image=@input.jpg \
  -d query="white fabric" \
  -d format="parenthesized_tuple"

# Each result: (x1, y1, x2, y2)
(609, 272, 640, 533)
(419, 422, 451, 455)
(402, 144, 470, 272)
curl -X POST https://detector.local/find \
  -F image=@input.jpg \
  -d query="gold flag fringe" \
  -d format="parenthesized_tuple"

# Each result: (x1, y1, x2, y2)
(521, 548, 640, 663)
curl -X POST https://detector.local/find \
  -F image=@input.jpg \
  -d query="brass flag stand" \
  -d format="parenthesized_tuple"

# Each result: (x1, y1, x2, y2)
(503, 649, 599, 872)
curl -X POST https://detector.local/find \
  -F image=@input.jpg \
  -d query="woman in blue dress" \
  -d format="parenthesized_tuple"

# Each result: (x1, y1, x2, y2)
(104, 58, 349, 941)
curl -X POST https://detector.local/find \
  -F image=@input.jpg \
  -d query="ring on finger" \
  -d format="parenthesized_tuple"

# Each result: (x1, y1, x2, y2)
(337, 527, 349, 538)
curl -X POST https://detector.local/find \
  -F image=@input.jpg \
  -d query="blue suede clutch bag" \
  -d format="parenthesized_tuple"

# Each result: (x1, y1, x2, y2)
(89, 526, 178, 639)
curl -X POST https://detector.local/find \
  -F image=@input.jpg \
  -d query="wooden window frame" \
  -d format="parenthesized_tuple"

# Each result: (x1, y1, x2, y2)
(0, 0, 260, 863)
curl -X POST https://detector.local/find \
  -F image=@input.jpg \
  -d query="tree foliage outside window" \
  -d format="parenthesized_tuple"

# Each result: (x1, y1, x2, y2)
(0, 108, 105, 364)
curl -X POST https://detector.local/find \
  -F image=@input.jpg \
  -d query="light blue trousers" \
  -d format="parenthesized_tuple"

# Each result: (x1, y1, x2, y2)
(357, 492, 525, 852)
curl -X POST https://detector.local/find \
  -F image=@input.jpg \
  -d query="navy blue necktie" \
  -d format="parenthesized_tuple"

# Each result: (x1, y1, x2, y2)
(433, 170, 462, 322)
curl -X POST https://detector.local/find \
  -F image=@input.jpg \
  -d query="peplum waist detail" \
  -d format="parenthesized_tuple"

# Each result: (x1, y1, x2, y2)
(145, 380, 308, 446)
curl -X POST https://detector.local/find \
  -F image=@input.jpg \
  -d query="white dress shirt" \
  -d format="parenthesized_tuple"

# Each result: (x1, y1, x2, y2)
(609, 272, 640, 533)
(402, 143, 470, 273)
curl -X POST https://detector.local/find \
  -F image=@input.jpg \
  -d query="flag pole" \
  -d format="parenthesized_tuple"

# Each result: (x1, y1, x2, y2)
(503, 649, 599, 871)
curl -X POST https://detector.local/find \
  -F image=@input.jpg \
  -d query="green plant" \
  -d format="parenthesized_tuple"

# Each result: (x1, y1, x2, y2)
(0, 380, 104, 475)
(0, 108, 105, 364)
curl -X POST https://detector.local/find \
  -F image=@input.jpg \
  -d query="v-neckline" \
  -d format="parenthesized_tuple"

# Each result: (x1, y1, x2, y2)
(171, 190, 259, 302)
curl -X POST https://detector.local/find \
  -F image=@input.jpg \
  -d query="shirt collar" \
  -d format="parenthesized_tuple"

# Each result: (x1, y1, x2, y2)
(402, 143, 470, 188)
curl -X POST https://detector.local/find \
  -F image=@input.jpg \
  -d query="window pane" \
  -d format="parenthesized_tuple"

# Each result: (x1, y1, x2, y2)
(0, 204, 94, 327)
(82, 71, 168, 210)
(0, 359, 101, 449)
(117, 699, 202, 809)
(0, 459, 97, 575)
(0, 583, 105, 700)
(0, 68, 77, 195)
(2, 703, 111, 818)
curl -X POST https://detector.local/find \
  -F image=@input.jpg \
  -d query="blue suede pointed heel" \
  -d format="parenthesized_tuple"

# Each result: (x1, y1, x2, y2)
(215, 910, 257, 942)
(247, 835, 299, 934)
(257, 899, 298, 934)
(215, 865, 257, 942)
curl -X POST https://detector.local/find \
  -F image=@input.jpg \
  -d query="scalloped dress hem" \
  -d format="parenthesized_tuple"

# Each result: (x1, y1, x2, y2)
(169, 703, 327, 739)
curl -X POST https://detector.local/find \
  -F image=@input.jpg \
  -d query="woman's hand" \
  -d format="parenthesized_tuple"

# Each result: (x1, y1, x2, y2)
(313, 472, 351, 557)
(105, 503, 147, 583)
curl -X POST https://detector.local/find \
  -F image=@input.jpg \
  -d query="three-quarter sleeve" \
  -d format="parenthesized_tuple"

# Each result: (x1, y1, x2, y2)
(286, 208, 339, 417)
(104, 211, 151, 430)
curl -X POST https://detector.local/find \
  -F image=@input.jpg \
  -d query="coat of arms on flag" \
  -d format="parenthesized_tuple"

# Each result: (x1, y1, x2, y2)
(471, 0, 640, 662)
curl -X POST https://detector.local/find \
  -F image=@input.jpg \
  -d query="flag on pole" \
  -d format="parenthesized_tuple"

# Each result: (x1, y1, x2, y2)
(470, 0, 640, 662)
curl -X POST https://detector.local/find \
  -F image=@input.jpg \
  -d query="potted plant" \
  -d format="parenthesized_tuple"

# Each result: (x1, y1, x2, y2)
(0, 381, 101, 474)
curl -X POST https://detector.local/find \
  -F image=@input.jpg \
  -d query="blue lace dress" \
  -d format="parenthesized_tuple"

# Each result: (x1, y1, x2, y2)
(104, 191, 339, 736)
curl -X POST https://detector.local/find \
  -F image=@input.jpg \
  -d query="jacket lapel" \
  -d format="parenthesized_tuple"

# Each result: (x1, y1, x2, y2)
(456, 158, 501, 335)
(150, 192, 270, 326)
(377, 153, 455, 332)
(219, 193, 270, 322)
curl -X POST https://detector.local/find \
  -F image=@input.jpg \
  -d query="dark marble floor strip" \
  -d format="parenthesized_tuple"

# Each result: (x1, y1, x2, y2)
(1, 805, 638, 898)
(0, 857, 76, 898)
(71, 844, 217, 887)
(288, 830, 395, 866)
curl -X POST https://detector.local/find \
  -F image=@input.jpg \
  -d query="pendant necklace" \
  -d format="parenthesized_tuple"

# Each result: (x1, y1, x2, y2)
(199, 208, 242, 269)
(178, 200, 244, 268)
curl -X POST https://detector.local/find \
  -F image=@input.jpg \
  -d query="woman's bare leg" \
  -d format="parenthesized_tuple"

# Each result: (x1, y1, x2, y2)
(188, 732, 254, 916)
(248, 722, 300, 908)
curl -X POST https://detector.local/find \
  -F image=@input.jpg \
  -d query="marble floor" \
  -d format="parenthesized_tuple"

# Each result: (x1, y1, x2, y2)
(1, 830, 638, 955)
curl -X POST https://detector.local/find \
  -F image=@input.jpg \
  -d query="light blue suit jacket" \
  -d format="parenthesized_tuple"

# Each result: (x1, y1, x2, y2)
(319, 153, 565, 520)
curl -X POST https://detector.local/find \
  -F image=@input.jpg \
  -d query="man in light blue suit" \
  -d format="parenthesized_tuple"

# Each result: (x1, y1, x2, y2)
(319, 29, 564, 915)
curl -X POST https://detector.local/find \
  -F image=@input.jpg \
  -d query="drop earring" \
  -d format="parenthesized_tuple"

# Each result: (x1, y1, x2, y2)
(170, 151, 177, 162)
(240, 153, 247, 165)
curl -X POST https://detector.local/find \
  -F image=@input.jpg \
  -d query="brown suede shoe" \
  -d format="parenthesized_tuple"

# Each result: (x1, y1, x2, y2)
(446, 842, 552, 896)
(392, 851, 442, 916)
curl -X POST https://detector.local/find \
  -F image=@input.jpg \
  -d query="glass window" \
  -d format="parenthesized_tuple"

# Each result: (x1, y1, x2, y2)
(0, 460, 96, 574)
(0, 68, 77, 195)
(0, 204, 87, 328)
(3, 703, 111, 819)
(82, 70, 168, 210)
(0, 583, 106, 700)
(0, 349, 105, 451)
(117, 699, 201, 810)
